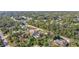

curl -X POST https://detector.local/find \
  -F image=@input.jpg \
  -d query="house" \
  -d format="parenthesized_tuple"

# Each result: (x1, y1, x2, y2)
(32, 31, 40, 38)
(53, 39, 69, 47)
(53, 16, 62, 20)
(19, 20, 27, 29)
(33, 45, 40, 47)
(28, 28, 43, 39)
(0, 31, 4, 40)
(27, 17, 32, 21)
(53, 35, 69, 47)
(14, 16, 26, 20)
(73, 16, 79, 22)
(44, 16, 48, 20)
(11, 16, 27, 29)
(29, 28, 36, 36)
(0, 31, 9, 47)
(2, 39, 8, 47)
(75, 29, 79, 36)
(21, 16, 27, 19)
(11, 16, 17, 21)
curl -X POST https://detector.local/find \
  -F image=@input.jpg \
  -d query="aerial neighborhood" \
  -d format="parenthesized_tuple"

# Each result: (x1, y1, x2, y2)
(0, 11, 79, 47)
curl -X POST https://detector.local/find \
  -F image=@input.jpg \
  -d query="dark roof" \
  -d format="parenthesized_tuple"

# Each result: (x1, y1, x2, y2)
(53, 35, 63, 40)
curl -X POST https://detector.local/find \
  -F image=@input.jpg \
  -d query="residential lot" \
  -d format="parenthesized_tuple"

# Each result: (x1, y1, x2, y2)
(0, 11, 79, 47)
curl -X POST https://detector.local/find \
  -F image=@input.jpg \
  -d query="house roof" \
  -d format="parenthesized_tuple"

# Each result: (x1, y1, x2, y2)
(54, 39, 69, 47)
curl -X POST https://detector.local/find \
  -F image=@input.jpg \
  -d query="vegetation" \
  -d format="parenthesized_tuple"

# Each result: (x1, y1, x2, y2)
(0, 11, 79, 47)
